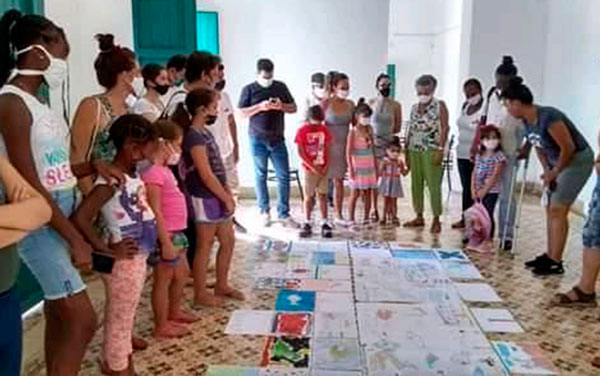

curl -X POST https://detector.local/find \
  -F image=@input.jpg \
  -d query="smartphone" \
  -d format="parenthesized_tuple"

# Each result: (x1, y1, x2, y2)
(92, 252, 115, 274)
(269, 97, 277, 104)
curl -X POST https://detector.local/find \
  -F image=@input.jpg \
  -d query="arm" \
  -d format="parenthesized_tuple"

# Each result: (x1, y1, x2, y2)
(190, 145, 234, 209)
(228, 113, 240, 163)
(279, 83, 297, 114)
(70, 97, 99, 194)
(393, 101, 402, 135)
(369, 126, 379, 176)
(547, 120, 576, 174)
(145, 184, 178, 260)
(478, 161, 503, 197)
(346, 130, 355, 177)
(238, 86, 268, 119)
(517, 140, 532, 160)
(438, 101, 450, 152)
(296, 144, 318, 174)
(72, 184, 114, 254)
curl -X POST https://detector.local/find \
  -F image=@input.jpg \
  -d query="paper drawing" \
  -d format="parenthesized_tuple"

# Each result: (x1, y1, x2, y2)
(259, 368, 309, 376)
(274, 312, 312, 337)
(441, 260, 483, 280)
(312, 251, 337, 265)
(297, 279, 351, 293)
(276, 290, 316, 312)
(471, 308, 523, 334)
(206, 365, 260, 375)
(455, 283, 503, 303)
(261, 337, 311, 368)
(255, 263, 289, 279)
(314, 311, 359, 339)
(225, 310, 276, 336)
(256, 277, 302, 290)
(435, 249, 469, 261)
(390, 249, 437, 259)
(312, 338, 362, 371)
(492, 341, 558, 375)
(309, 371, 362, 376)
(316, 292, 354, 312)
(317, 265, 351, 280)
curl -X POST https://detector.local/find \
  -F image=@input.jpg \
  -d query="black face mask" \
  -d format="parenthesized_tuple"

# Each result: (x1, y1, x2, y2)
(205, 114, 218, 125)
(215, 79, 226, 91)
(155, 84, 170, 96)
(379, 87, 391, 97)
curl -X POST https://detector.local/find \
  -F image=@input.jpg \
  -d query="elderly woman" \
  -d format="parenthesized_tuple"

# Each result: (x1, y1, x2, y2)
(503, 77, 593, 275)
(404, 75, 449, 233)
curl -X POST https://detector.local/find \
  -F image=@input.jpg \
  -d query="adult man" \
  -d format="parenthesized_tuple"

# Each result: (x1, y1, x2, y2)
(238, 58, 298, 227)
(302, 72, 325, 120)
(162, 54, 187, 106)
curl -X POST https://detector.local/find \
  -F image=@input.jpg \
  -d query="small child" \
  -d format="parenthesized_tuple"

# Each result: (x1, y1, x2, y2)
(73, 114, 159, 375)
(470, 125, 506, 249)
(295, 105, 333, 238)
(347, 99, 378, 226)
(141, 120, 198, 339)
(378, 136, 408, 226)
(181, 87, 244, 307)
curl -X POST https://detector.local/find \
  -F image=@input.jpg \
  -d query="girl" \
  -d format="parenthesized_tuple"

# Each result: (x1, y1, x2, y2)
(182, 87, 244, 307)
(142, 120, 198, 339)
(470, 125, 506, 249)
(73, 114, 158, 376)
(347, 100, 378, 227)
(133, 63, 169, 122)
(378, 137, 407, 226)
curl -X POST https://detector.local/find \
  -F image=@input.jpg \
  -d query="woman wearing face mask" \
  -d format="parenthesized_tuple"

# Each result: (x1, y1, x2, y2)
(133, 63, 169, 122)
(452, 78, 485, 229)
(322, 72, 354, 225)
(404, 74, 449, 234)
(71, 34, 141, 196)
(369, 73, 402, 222)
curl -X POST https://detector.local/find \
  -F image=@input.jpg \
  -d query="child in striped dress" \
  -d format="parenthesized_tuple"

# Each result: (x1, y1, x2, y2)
(347, 99, 378, 226)
(378, 136, 408, 226)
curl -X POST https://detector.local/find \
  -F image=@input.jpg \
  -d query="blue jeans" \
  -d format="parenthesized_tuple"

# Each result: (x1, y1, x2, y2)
(498, 155, 517, 240)
(250, 136, 290, 218)
(0, 287, 22, 376)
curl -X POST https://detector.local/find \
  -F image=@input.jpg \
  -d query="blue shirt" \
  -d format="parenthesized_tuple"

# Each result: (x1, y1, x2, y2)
(181, 127, 227, 199)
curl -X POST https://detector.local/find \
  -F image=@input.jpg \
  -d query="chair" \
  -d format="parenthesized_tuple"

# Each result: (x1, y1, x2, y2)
(267, 168, 304, 202)
(441, 135, 455, 191)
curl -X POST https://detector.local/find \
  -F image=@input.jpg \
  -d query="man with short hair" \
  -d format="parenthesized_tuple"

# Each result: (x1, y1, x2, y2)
(302, 72, 326, 120)
(162, 54, 188, 106)
(238, 58, 298, 227)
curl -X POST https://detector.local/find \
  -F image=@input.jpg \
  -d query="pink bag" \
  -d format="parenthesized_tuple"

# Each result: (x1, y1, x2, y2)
(464, 202, 492, 253)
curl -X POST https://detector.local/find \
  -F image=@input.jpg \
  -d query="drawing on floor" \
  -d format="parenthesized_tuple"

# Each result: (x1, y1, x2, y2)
(261, 337, 311, 368)
(312, 338, 362, 371)
(492, 341, 558, 375)
(276, 290, 317, 312)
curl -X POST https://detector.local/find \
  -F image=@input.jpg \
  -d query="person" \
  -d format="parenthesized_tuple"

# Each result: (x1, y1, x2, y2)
(73, 114, 158, 376)
(183, 87, 245, 307)
(471, 56, 524, 250)
(302, 72, 326, 120)
(404, 74, 449, 234)
(133, 63, 169, 122)
(322, 72, 354, 225)
(369, 73, 402, 221)
(347, 99, 378, 227)
(453, 78, 485, 229)
(141, 120, 198, 339)
(503, 77, 593, 275)
(71, 33, 140, 195)
(238, 58, 298, 228)
(469, 125, 506, 251)
(164, 53, 187, 99)
(0, 157, 52, 376)
(295, 105, 333, 238)
(212, 63, 246, 233)
(378, 137, 407, 226)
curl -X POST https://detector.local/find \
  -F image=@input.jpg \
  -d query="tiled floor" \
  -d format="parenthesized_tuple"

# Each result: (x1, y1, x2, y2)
(22, 187, 600, 375)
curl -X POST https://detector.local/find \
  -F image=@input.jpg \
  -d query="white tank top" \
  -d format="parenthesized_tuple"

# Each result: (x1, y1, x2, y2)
(0, 85, 77, 192)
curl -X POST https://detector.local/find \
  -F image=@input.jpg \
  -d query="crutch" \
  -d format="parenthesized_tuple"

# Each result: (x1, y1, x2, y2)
(500, 159, 520, 251)
(507, 155, 530, 256)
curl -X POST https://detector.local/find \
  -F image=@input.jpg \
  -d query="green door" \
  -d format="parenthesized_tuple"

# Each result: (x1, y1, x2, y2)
(132, 0, 197, 66)
(0, 0, 43, 14)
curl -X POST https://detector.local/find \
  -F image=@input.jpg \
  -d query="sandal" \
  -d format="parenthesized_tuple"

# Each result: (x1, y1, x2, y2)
(592, 356, 600, 368)
(371, 212, 379, 223)
(551, 286, 597, 307)
(403, 218, 425, 228)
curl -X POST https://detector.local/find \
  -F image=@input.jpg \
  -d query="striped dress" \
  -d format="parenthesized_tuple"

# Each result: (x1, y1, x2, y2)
(349, 127, 378, 190)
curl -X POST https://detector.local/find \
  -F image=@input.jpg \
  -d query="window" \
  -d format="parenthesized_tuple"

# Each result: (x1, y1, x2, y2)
(196, 11, 220, 55)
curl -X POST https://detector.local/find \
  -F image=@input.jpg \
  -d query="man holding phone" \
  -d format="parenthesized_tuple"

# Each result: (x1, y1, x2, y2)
(239, 58, 298, 227)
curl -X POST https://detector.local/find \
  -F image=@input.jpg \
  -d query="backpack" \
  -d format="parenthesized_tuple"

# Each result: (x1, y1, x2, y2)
(464, 202, 492, 253)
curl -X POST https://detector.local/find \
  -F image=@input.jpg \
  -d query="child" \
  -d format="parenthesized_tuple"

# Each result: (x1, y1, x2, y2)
(181, 87, 244, 307)
(378, 136, 408, 226)
(141, 120, 198, 339)
(295, 105, 333, 238)
(470, 125, 506, 249)
(73, 114, 159, 375)
(347, 99, 378, 226)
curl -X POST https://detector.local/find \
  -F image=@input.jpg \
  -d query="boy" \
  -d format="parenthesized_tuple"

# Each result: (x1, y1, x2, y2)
(295, 105, 333, 238)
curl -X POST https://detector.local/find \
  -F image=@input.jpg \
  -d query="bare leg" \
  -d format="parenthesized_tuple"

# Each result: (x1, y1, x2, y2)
(152, 264, 175, 335)
(362, 189, 372, 222)
(548, 204, 571, 261)
(169, 256, 197, 324)
(193, 224, 223, 307)
(392, 198, 398, 218)
(348, 189, 361, 222)
(214, 221, 245, 300)
(372, 189, 380, 220)
(381, 197, 389, 224)
(334, 178, 345, 219)
(579, 248, 600, 294)
(304, 194, 314, 222)
(317, 193, 328, 221)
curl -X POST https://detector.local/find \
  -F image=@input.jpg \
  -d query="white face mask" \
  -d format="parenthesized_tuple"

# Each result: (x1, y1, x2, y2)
(257, 77, 273, 88)
(482, 139, 500, 150)
(337, 90, 349, 99)
(418, 94, 432, 104)
(467, 93, 482, 106)
(314, 87, 325, 99)
(358, 116, 370, 126)
(167, 152, 181, 166)
(131, 76, 145, 97)
(14, 44, 68, 89)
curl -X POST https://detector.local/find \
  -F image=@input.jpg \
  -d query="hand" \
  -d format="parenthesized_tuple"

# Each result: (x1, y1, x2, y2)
(94, 161, 125, 186)
(349, 167, 356, 180)
(233, 143, 240, 164)
(433, 149, 443, 166)
(110, 238, 139, 259)
(9, 185, 31, 203)
(161, 242, 179, 262)
(472, 190, 481, 200)
(70, 237, 93, 271)
(223, 193, 236, 215)
(260, 100, 272, 112)
(540, 169, 558, 187)
(270, 98, 283, 111)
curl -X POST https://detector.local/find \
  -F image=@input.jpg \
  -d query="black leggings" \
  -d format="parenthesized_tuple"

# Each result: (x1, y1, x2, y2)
(457, 158, 475, 214)
(482, 193, 499, 237)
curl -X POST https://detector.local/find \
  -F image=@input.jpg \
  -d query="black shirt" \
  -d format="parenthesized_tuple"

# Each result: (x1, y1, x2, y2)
(238, 80, 295, 140)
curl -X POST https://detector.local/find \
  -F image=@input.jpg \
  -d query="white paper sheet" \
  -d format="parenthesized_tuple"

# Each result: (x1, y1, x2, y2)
(455, 283, 503, 303)
(441, 260, 483, 280)
(314, 311, 359, 339)
(225, 310, 276, 335)
(471, 308, 523, 333)
(316, 292, 354, 312)
(317, 265, 351, 280)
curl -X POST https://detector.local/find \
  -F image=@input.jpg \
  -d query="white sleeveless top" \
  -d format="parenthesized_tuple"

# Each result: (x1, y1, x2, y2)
(0, 85, 77, 192)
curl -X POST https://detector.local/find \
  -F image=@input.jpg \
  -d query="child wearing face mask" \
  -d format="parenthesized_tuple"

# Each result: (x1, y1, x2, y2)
(470, 125, 506, 247)
(347, 99, 378, 227)
(378, 137, 408, 226)
(182, 87, 244, 307)
(141, 120, 198, 339)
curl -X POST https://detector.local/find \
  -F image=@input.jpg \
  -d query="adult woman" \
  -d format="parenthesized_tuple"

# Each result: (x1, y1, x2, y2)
(0, 157, 52, 375)
(133, 63, 169, 121)
(70, 34, 139, 195)
(452, 78, 485, 229)
(322, 72, 354, 225)
(404, 75, 449, 233)
(369, 73, 402, 221)
(503, 77, 593, 275)
(0, 10, 103, 374)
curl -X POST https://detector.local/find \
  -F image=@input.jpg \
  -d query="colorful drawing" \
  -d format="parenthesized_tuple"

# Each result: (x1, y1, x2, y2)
(309, 371, 362, 376)
(261, 337, 311, 368)
(314, 311, 359, 339)
(312, 338, 362, 371)
(256, 277, 302, 290)
(259, 368, 309, 375)
(312, 251, 336, 265)
(274, 312, 312, 337)
(435, 249, 469, 261)
(492, 341, 558, 375)
(390, 249, 437, 259)
(441, 260, 483, 280)
(276, 290, 316, 312)
(206, 365, 260, 376)
(297, 279, 351, 293)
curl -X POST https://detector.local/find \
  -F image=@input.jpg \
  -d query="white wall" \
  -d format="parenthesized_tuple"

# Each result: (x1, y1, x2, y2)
(197, 0, 390, 186)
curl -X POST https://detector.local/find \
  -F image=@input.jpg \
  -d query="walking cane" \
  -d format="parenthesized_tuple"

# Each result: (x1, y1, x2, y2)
(500, 159, 520, 251)
(511, 155, 531, 256)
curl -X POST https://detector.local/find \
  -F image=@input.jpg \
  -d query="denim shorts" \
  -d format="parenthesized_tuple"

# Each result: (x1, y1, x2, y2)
(19, 188, 86, 300)
(583, 177, 600, 248)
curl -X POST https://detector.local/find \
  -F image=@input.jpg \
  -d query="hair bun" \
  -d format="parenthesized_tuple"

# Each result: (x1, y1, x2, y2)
(95, 33, 115, 52)
(508, 76, 524, 87)
(502, 55, 514, 65)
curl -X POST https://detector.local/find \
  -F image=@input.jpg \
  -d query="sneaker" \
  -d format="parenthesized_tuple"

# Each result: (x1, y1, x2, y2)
(280, 216, 300, 229)
(524, 253, 549, 269)
(501, 239, 513, 252)
(321, 222, 333, 238)
(334, 217, 349, 227)
(233, 218, 248, 233)
(532, 258, 565, 276)
(299, 223, 312, 238)
(261, 212, 272, 227)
